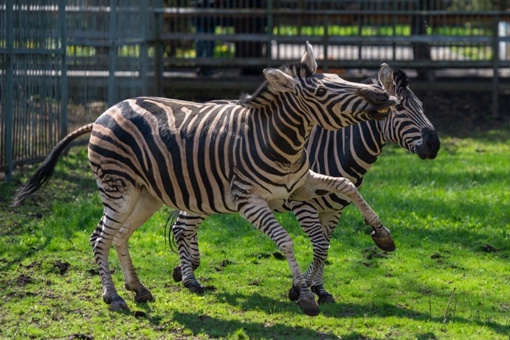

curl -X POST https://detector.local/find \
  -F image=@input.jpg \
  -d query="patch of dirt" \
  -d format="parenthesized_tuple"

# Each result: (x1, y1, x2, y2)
(17, 274, 32, 286)
(54, 260, 71, 275)
(481, 244, 498, 253)
(362, 247, 389, 260)
(68, 334, 94, 340)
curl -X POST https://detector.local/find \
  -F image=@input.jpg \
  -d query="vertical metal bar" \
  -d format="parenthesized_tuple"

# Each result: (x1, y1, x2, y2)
(5, 0, 14, 181)
(59, 0, 68, 139)
(154, 0, 164, 96)
(492, 15, 500, 118)
(322, 15, 329, 72)
(108, 0, 118, 106)
(140, 0, 149, 96)
(392, 0, 397, 61)
(266, 0, 273, 64)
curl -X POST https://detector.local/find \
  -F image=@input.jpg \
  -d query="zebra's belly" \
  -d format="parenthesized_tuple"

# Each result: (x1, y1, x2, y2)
(137, 170, 238, 215)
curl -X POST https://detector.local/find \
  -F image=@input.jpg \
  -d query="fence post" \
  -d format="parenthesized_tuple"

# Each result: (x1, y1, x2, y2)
(108, 0, 118, 107)
(140, 0, 149, 96)
(59, 0, 68, 139)
(154, 1, 164, 97)
(4, 0, 14, 181)
(266, 0, 273, 65)
(492, 16, 500, 118)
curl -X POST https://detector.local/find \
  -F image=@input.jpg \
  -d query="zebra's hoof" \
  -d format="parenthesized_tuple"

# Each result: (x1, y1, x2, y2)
(318, 293, 336, 304)
(184, 280, 204, 295)
(371, 230, 396, 252)
(297, 294, 320, 316)
(106, 295, 130, 312)
(172, 266, 183, 282)
(310, 285, 336, 304)
(288, 285, 300, 302)
(134, 287, 155, 303)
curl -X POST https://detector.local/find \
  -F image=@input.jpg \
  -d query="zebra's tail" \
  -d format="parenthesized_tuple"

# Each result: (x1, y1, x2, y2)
(12, 123, 94, 207)
(165, 209, 180, 254)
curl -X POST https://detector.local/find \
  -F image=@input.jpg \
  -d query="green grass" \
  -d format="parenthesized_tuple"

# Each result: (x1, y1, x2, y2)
(0, 133, 509, 339)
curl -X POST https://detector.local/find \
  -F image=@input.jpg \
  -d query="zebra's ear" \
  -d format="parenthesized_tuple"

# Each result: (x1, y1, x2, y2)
(378, 63, 395, 92)
(263, 68, 298, 92)
(301, 41, 318, 73)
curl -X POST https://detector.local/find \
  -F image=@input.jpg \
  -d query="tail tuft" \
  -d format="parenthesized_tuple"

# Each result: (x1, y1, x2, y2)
(11, 124, 94, 207)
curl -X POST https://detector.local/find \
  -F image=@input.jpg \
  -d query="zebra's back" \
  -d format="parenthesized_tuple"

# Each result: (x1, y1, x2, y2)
(89, 97, 243, 214)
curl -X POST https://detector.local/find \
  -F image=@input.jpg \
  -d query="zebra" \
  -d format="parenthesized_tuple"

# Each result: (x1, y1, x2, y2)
(13, 42, 397, 316)
(170, 63, 440, 304)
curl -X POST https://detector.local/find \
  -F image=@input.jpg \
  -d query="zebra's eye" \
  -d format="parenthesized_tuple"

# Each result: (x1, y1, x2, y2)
(395, 103, 404, 111)
(316, 87, 327, 97)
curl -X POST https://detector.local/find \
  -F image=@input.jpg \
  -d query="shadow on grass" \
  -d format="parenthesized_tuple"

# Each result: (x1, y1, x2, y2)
(207, 290, 510, 337)
(0, 160, 99, 272)
(172, 311, 339, 339)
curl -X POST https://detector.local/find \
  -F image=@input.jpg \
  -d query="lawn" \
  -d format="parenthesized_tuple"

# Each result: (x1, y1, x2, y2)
(0, 132, 509, 339)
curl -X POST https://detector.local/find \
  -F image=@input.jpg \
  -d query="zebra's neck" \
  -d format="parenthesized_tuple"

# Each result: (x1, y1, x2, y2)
(244, 103, 314, 166)
(306, 119, 388, 185)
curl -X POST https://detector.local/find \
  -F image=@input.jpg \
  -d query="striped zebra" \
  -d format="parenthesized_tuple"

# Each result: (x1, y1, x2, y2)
(13, 42, 397, 316)
(170, 63, 440, 304)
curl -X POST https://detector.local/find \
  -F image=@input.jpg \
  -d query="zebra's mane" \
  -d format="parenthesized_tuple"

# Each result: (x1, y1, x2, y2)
(393, 69, 409, 88)
(239, 62, 314, 107)
(362, 77, 378, 86)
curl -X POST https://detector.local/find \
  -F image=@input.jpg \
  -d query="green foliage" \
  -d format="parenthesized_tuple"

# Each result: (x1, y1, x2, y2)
(0, 134, 509, 339)
(447, 0, 501, 11)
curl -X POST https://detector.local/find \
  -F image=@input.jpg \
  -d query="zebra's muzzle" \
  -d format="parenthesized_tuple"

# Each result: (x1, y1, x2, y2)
(415, 127, 441, 159)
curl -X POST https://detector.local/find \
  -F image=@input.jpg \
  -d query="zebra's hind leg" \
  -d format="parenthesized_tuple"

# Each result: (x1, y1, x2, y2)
(172, 212, 205, 294)
(89, 178, 143, 312)
(172, 234, 201, 282)
(113, 191, 162, 303)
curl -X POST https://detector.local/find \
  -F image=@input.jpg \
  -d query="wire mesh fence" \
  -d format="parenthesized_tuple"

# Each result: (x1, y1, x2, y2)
(1, 0, 163, 179)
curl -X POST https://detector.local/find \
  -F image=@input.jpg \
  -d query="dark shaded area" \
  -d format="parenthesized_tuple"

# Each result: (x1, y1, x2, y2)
(413, 90, 510, 137)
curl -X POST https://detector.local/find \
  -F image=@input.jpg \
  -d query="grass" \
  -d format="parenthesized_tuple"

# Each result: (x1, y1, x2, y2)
(0, 132, 509, 339)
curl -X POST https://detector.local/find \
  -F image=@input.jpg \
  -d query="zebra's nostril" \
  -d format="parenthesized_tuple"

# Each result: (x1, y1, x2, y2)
(420, 127, 441, 158)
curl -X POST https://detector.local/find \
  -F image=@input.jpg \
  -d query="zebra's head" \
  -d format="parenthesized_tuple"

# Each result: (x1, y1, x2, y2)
(377, 64, 440, 160)
(252, 42, 398, 130)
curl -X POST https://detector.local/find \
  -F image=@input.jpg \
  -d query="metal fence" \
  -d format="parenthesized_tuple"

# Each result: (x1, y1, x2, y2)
(1, 0, 163, 180)
(162, 0, 510, 70)
(1, 0, 509, 180)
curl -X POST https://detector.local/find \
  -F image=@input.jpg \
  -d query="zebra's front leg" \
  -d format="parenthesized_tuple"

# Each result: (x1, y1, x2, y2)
(172, 212, 205, 294)
(238, 197, 320, 317)
(291, 171, 395, 252)
(310, 214, 340, 304)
